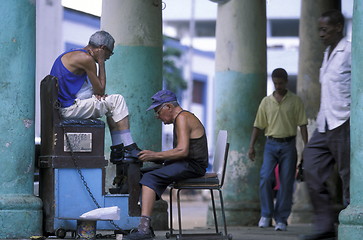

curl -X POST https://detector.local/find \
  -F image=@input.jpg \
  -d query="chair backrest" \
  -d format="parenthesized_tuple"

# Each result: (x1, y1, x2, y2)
(40, 75, 60, 155)
(212, 130, 229, 186)
(40, 75, 60, 124)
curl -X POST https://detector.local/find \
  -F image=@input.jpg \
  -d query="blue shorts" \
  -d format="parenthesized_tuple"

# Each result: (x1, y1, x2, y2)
(140, 160, 204, 199)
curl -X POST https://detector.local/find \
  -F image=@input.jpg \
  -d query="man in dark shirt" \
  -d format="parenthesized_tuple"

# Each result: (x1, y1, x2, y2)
(125, 90, 208, 240)
(300, 10, 351, 240)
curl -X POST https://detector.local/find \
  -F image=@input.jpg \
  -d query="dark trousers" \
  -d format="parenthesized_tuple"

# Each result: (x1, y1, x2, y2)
(303, 120, 350, 233)
(140, 160, 204, 199)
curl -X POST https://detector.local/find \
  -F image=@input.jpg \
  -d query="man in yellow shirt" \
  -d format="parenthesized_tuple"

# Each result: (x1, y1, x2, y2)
(248, 68, 308, 231)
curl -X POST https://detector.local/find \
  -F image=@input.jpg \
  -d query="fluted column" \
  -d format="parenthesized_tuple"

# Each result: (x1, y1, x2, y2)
(213, 0, 266, 226)
(101, 0, 166, 229)
(101, 0, 163, 152)
(0, 0, 42, 238)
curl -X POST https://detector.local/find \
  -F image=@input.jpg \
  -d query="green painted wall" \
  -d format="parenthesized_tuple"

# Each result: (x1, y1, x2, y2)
(106, 45, 163, 150)
(101, 0, 163, 153)
(213, 0, 267, 226)
(0, 0, 42, 238)
(214, 71, 266, 225)
(215, 72, 265, 151)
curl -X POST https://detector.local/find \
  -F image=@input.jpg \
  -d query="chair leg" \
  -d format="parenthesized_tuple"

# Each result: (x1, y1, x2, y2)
(169, 187, 174, 236)
(219, 189, 228, 236)
(177, 189, 183, 236)
(210, 189, 219, 234)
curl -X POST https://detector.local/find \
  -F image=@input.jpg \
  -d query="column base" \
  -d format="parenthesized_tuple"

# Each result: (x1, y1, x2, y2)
(207, 200, 260, 226)
(0, 194, 43, 238)
(338, 205, 363, 240)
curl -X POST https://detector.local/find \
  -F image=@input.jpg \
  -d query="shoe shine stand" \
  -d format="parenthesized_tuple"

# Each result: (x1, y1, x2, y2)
(38, 75, 141, 238)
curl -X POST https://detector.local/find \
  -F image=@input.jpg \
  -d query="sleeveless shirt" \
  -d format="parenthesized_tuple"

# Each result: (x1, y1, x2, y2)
(173, 110, 209, 175)
(50, 49, 88, 108)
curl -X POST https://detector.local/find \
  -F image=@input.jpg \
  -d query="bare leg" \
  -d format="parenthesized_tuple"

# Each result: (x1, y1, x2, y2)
(141, 185, 157, 217)
(107, 116, 130, 132)
(124, 185, 155, 238)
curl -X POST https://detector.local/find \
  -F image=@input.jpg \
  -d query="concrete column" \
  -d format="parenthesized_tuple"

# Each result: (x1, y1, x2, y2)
(213, 0, 266, 226)
(101, 0, 166, 229)
(101, 0, 163, 150)
(35, 0, 63, 139)
(0, 1, 42, 238)
(338, 0, 363, 238)
(292, 0, 341, 224)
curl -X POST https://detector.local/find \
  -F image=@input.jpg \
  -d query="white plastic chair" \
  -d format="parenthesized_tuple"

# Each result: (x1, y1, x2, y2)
(167, 130, 232, 240)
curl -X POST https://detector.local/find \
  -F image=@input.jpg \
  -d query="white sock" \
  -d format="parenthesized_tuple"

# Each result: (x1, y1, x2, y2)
(111, 129, 134, 146)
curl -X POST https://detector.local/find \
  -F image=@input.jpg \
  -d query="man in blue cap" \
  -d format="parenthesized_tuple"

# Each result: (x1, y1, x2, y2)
(125, 90, 209, 240)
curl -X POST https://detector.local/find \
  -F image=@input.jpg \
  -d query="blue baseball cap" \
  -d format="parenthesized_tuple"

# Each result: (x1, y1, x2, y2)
(146, 90, 177, 111)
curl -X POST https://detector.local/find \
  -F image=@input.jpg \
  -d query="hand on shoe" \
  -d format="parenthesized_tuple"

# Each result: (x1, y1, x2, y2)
(122, 143, 142, 163)
(138, 150, 159, 162)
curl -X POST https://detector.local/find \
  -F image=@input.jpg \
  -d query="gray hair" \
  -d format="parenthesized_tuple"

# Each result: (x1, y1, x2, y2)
(89, 30, 115, 52)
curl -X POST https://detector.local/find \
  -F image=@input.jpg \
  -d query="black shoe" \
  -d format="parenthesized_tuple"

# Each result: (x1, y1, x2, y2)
(123, 143, 142, 163)
(124, 230, 154, 240)
(114, 229, 128, 235)
(111, 175, 129, 194)
(109, 184, 129, 194)
(299, 231, 336, 240)
(110, 144, 124, 164)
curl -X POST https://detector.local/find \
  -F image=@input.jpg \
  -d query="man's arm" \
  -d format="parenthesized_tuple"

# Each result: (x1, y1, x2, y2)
(66, 48, 107, 96)
(299, 125, 308, 146)
(248, 127, 261, 161)
(86, 48, 107, 96)
(296, 124, 308, 180)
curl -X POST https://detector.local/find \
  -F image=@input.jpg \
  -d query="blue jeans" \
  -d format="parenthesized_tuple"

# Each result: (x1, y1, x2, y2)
(260, 138, 297, 224)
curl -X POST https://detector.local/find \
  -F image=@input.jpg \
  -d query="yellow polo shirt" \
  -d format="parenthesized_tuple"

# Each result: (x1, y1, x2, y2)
(254, 91, 308, 138)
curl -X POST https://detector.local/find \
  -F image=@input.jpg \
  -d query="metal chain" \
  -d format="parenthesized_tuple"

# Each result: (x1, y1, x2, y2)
(64, 133, 101, 208)
(57, 104, 126, 233)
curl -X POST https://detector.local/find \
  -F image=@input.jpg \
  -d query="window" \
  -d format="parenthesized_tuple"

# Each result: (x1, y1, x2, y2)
(192, 80, 205, 104)
(270, 19, 299, 37)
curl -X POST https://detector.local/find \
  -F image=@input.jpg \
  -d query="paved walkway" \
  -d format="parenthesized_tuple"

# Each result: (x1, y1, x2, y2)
(38, 225, 310, 240)
(69, 224, 311, 240)
(152, 192, 313, 240)
(106, 193, 313, 240)
(30, 221, 313, 240)
(23, 191, 315, 240)
(153, 224, 312, 240)
(89, 224, 312, 240)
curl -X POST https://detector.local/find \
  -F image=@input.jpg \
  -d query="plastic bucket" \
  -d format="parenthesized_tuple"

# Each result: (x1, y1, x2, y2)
(76, 220, 97, 240)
